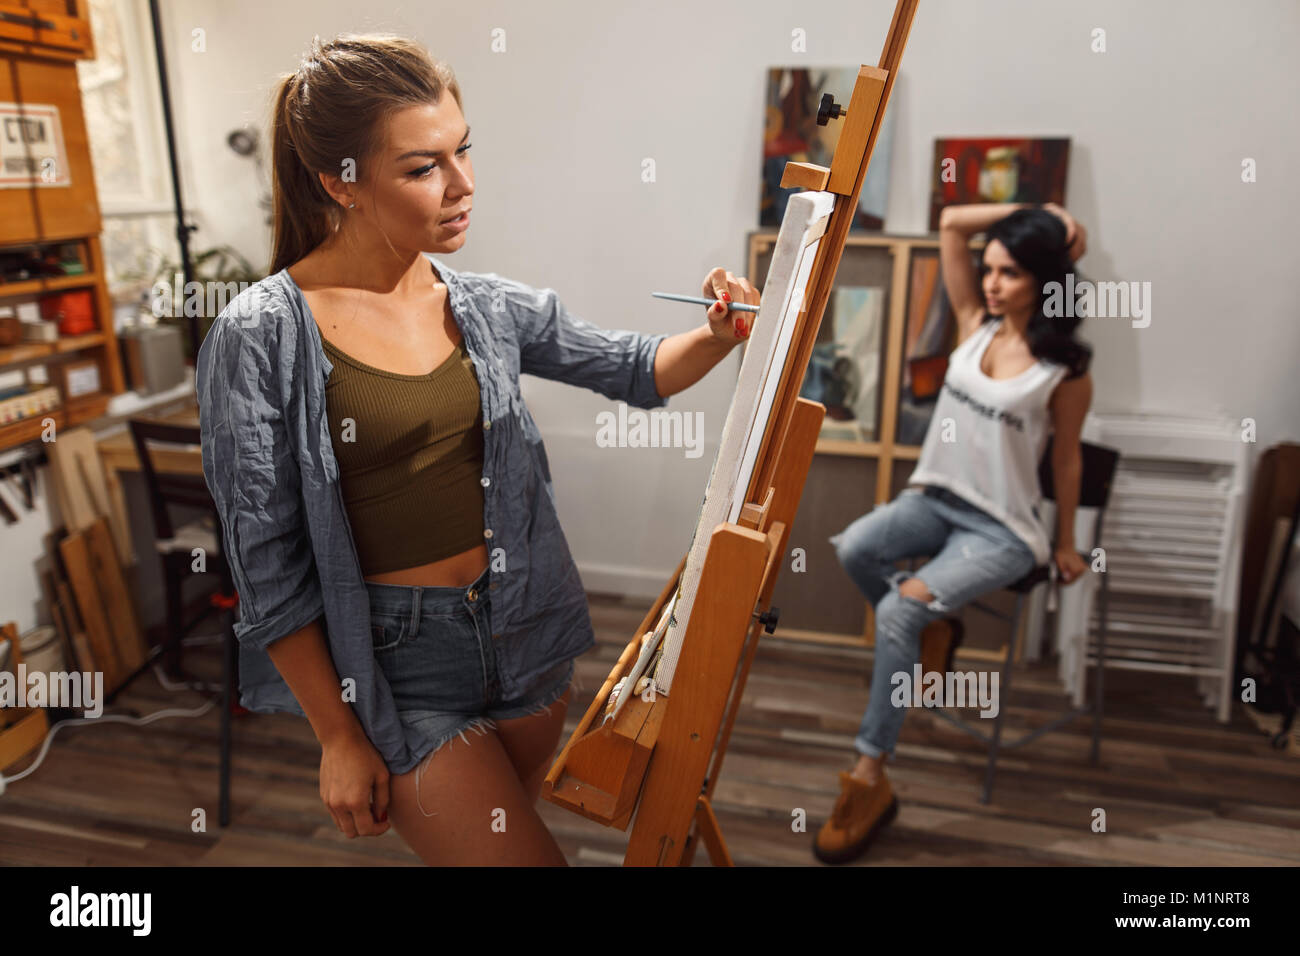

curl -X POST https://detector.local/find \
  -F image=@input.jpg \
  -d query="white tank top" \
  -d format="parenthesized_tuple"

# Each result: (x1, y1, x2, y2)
(906, 318, 1069, 565)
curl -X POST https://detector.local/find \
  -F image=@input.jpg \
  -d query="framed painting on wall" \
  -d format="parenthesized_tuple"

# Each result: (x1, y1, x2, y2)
(798, 285, 885, 442)
(927, 137, 1070, 231)
(761, 67, 898, 231)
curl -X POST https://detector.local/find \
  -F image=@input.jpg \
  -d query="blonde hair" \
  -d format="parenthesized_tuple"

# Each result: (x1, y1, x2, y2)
(268, 33, 462, 276)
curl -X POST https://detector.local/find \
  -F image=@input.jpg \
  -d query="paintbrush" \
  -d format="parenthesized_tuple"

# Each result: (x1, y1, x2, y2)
(652, 292, 760, 313)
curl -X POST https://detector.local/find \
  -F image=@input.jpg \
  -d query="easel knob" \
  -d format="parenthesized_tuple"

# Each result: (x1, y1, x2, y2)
(753, 606, 780, 635)
(817, 93, 847, 126)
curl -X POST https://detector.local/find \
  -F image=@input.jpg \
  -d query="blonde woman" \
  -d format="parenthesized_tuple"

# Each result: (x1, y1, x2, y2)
(197, 34, 759, 865)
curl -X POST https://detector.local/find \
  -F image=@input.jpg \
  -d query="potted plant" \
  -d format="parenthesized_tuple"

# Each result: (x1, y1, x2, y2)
(135, 244, 262, 361)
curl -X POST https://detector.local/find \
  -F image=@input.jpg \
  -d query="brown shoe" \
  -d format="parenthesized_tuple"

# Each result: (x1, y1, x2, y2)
(812, 770, 898, 864)
(919, 617, 965, 677)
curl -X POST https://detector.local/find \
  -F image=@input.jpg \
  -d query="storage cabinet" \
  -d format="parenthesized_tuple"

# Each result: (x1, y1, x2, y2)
(0, 1, 123, 454)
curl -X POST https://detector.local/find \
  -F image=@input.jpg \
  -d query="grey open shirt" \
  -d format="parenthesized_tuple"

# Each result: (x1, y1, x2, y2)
(195, 253, 668, 775)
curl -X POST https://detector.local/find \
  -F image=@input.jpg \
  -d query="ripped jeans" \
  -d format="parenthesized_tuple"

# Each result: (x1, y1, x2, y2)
(830, 485, 1036, 760)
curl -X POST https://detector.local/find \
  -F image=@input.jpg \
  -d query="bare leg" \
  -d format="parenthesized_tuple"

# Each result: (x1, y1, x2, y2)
(852, 753, 887, 784)
(495, 686, 573, 804)
(386, 725, 568, 866)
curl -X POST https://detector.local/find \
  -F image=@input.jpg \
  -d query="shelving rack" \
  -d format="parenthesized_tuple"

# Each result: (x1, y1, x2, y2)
(0, 0, 125, 455)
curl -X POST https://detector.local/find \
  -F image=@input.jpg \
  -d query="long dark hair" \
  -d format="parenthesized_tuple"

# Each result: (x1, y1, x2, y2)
(268, 34, 462, 277)
(982, 208, 1092, 379)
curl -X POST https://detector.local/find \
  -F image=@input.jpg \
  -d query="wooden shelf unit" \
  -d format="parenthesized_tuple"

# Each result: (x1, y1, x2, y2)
(0, 2, 124, 454)
(0, 329, 106, 365)
(747, 227, 984, 647)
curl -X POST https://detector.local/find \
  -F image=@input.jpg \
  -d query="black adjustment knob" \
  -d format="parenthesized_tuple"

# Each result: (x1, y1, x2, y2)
(755, 606, 780, 635)
(817, 93, 846, 126)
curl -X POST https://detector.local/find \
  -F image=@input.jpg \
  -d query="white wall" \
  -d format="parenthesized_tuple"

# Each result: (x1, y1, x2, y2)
(156, 0, 1300, 601)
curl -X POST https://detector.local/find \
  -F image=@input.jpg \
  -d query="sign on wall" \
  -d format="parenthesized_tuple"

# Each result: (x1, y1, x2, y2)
(0, 102, 72, 189)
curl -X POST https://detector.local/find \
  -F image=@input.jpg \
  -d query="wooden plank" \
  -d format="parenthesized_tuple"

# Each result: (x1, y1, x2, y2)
(827, 67, 888, 196)
(42, 569, 76, 673)
(700, 400, 824, 825)
(85, 517, 146, 674)
(54, 576, 82, 635)
(780, 161, 829, 191)
(45, 427, 132, 566)
(99, 454, 137, 566)
(625, 525, 770, 864)
(71, 634, 94, 674)
(45, 425, 96, 521)
(58, 530, 123, 690)
(693, 796, 734, 866)
(50, 563, 95, 672)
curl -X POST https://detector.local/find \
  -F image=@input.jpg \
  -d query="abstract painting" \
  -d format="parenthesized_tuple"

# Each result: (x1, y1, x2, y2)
(927, 137, 1070, 231)
(761, 68, 898, 230)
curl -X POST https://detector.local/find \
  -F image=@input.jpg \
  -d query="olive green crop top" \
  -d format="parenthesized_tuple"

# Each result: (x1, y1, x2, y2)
(321, 332, 486, 576)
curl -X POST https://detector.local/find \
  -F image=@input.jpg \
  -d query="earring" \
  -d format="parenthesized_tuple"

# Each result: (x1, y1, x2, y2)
(347, 202, 356, 209)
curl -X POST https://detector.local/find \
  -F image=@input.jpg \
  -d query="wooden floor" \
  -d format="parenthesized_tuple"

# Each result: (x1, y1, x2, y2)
(2, 591, 1297, 866)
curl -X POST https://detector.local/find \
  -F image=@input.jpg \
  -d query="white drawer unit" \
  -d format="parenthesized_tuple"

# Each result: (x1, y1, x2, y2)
(1081, 414, 1248, 722)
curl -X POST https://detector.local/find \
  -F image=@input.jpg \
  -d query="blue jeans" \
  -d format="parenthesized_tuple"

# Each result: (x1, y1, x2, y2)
(830, 486, 1037, 760)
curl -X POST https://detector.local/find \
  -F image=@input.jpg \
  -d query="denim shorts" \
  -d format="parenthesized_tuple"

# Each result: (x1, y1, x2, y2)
(365, 565, 577, 778)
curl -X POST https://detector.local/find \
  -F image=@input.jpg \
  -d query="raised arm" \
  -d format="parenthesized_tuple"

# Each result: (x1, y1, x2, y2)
(938, 202, 1031, 344)
(939, 202, 1088, 345)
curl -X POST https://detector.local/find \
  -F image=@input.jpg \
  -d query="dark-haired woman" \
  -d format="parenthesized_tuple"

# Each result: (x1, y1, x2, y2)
(196, 34, 760, 865)
(814, 202, 1093, 864)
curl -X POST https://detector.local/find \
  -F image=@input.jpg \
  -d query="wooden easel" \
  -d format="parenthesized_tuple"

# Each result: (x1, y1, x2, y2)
(542, 0, 920, 866)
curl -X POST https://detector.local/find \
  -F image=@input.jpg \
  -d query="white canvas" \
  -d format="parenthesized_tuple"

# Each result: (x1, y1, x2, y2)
(653, 190, 837, 695)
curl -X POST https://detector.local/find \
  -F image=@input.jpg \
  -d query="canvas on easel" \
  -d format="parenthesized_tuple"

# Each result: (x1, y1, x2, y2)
(646, 190, 834, 699)
(544, 0, 920, 866)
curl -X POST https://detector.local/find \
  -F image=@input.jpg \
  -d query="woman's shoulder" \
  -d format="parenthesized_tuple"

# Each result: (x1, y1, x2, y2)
(196, 273, 310, 398)
(209, 272, 300, 351)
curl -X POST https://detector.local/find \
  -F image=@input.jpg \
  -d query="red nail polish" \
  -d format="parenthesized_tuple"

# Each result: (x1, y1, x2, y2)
(722, 292, 731, 302)
(379, 810, 388, 822)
